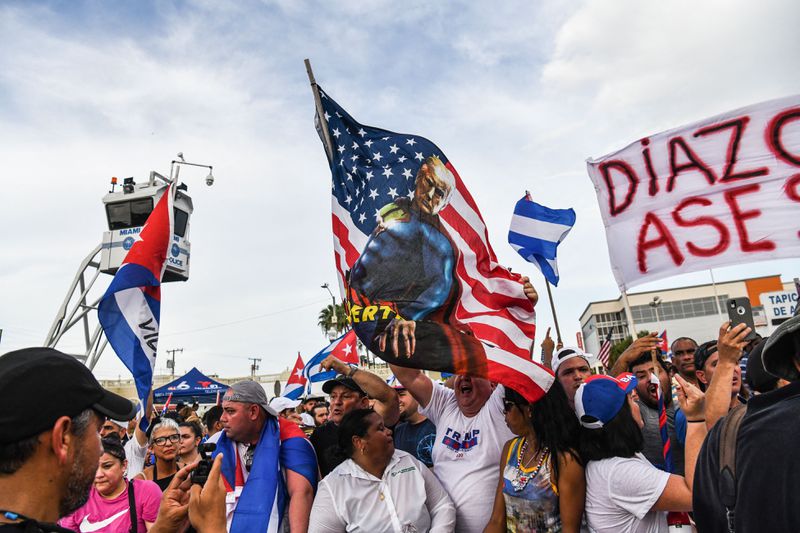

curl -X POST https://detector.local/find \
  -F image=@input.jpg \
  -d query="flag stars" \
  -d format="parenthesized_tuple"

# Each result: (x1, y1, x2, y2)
(369, 188, 379, 200)
(382, 136, 390, 141)
(373, 152, 383, 162)
(332, 128, 341, 138)
(358, 212, 366, 223)
(406, 138, 417, 146)
(350, 154, 359, 162)
(351, 141, 359, 150)
(337, 145, 346, 154)
(374, 209, 382, 221)
(402, 168, 413, 179)
(382, 167, 394, 178)
(414, 152, 424, 161)
(398, 155, 407, 163)
(365, 139, 374, 148)
(345, 195, 353, 205)
(324, 111, 331, 121)
(389, 144, 399, 154)
(365, 170, 374, 180)
(388, 187, 398, 199)
(407, 189, 415, 200)
(358, 128, 367, 137)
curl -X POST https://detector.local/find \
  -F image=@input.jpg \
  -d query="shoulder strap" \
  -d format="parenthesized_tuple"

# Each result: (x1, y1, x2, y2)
(718, 402, 748, 533)
(127, 479, 137, 533)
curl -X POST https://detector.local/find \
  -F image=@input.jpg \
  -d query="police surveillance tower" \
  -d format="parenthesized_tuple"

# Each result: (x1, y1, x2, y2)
(44, 154, 214, 370)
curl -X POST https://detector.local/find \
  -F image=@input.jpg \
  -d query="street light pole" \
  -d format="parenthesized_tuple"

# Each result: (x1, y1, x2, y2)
(321, 283, 338, 336)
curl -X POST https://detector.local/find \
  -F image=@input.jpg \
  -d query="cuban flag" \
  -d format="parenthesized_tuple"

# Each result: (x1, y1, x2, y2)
(303, 330, 359, 383)
(508, 192, 576, 286)
(658, 330, 669, 354)
(282, 353, 308, 400)
(99, 184, 174, 418)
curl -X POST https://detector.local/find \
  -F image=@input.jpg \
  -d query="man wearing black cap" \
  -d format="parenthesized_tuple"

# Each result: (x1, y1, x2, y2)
(694, 305, 800, 532)
(309, 356, 399, 477)
(0, 348, 137, 532)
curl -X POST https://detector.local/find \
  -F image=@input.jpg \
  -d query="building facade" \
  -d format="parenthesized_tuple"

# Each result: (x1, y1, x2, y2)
(580, 275, 795, 356)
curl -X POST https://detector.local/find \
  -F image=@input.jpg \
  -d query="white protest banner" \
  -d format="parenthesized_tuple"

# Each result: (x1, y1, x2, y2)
(587, 95, 800, 291)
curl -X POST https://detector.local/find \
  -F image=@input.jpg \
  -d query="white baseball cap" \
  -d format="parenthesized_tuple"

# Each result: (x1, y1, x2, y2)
(552, 346, 590, 375)
(269, 396, 301, 413)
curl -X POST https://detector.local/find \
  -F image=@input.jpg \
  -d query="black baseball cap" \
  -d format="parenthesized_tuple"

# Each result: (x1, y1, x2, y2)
(694, 341, 718, 372)
(322, 375, 366, 396)
(0, 348, 137, 444)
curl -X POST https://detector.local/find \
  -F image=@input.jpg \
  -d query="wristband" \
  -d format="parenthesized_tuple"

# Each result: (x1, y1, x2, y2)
(347, 366, 359, 378)
(687, 419, 705, 423)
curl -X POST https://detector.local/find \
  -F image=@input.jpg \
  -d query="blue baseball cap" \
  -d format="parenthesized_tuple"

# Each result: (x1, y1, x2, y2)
(574, 373, 637, 429)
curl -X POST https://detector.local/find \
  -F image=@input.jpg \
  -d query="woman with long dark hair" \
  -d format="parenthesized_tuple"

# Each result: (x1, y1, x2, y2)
(309, 408, 455, 532)
(576, 373, 705, 532)
(59, 436, 162, 532)
(484, 382, 585, 532)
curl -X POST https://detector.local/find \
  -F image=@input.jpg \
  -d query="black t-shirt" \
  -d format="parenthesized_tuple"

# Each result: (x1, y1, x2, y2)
(310, 421, 343, 478)
(393, 418, 436, 467)
(693, 380, 800, 532)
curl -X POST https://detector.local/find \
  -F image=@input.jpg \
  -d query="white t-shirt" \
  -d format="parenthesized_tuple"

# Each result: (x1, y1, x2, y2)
(124, 436, 148, 477)
(584, 453, 670, 533)
(309, 450, 455, 533)
(419, 380, 514, 533)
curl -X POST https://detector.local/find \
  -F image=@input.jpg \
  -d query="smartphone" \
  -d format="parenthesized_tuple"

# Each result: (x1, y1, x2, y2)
(726, 298, 757, 341)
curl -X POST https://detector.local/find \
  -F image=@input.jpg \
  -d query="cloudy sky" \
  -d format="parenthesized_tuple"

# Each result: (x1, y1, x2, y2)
(1, 0, 798, 379)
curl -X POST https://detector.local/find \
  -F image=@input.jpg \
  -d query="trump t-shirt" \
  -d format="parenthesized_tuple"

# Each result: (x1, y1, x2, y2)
(420, 380, 514, 533)
(59, 479, 161, 532)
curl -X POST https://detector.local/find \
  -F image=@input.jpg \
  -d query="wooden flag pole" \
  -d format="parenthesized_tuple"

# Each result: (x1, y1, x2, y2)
(545, 279, 563, 345)
(304, 59, 334, 162)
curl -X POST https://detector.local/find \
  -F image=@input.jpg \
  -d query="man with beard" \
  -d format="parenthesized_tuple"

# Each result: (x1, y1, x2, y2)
(670, 337, 699, 387)
(0, 348, 137, 532)
(628, 352, 685, 475)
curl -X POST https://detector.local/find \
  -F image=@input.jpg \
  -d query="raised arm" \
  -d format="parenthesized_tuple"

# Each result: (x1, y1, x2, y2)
(609, 333, 659, 377)
(704, 322, 750, 431)
(321, 356, 400, 426)
(389, 364, 434, 409)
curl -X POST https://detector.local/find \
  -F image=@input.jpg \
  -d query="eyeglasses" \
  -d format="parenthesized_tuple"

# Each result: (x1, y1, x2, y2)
(153, 434, 180, 446)
(503, 400, 517, 413)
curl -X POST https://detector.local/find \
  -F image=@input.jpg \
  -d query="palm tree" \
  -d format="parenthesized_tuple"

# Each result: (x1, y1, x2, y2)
(318, 303, 348, 338)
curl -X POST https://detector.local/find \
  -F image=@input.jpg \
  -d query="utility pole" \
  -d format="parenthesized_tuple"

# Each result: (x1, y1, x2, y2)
(249, 357, 262, 378)
(166, 348, 183, 377)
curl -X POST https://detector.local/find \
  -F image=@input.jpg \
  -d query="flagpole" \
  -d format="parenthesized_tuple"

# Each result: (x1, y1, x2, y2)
(709, 269, 724, 318)
(621, 290, 638, 340)
(304, 58, 334, 162)
(544, 280, 562, 345)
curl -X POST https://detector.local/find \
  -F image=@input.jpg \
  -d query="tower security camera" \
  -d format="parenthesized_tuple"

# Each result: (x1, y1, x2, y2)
(205, 172, 214, 186)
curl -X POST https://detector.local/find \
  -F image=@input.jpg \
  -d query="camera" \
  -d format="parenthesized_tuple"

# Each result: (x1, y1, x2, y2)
(205, 172, 214, 186)
(191, 443, 216, 486)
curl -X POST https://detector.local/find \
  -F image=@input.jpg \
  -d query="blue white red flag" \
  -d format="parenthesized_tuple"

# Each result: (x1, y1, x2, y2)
(99, 184, 173, 418)
(508, 192, 576, 286)
(303, 330, 359, 383)
(314, 87, 554, 402)
(282, 353, 308, 400)
(658, 330, 669, 354)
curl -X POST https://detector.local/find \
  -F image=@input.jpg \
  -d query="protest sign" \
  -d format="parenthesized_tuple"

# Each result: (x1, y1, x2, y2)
(587, 95, 800, 291)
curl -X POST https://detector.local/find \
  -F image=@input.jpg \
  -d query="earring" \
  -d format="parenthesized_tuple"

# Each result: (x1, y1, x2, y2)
(360, 447, 366, 455)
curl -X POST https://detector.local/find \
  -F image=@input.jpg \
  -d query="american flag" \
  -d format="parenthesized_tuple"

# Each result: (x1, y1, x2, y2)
(597, 329, 614, 368)
(314, 86, 553, 402)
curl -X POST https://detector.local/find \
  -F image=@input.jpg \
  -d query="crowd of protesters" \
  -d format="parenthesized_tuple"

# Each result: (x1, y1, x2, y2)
(1, 291, 799, 532)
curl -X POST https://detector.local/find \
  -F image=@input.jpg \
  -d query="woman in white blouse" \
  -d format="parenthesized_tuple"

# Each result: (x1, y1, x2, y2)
(309, 408, 455, 533)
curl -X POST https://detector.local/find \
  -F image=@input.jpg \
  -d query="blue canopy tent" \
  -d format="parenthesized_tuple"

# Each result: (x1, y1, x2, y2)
(153, 367, 229, 404)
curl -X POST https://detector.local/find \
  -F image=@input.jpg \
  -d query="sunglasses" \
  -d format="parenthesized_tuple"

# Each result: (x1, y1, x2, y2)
(152, 434, 180, 446)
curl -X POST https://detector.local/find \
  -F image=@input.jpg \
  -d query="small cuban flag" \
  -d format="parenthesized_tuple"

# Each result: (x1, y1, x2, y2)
(99, 184, 174, 422)
(508, 191, 576, 286)
(283, 353, 308, 400)
(303, 330, 359, 383)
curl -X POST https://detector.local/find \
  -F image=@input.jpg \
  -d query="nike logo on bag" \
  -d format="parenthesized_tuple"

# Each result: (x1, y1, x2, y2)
(79, 509, 129, 532)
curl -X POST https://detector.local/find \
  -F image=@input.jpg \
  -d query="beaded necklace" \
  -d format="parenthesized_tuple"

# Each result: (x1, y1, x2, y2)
(511, 437, 550, 492)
